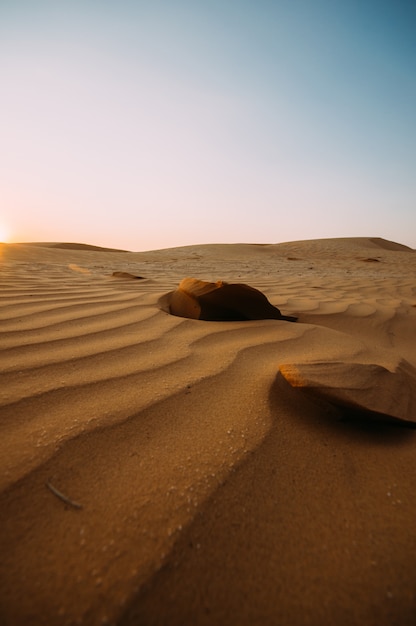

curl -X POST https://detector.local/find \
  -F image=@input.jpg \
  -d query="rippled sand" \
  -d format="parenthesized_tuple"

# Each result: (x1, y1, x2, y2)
(1, 237, 415, 625)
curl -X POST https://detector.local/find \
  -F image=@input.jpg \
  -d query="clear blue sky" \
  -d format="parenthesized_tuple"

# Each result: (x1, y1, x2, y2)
(1, 0, 415, 250)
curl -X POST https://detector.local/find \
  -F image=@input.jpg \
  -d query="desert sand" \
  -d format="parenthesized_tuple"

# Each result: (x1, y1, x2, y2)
(0, 236, 415, 626)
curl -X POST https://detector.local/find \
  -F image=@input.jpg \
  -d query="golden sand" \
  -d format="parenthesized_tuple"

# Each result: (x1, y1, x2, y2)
(0, 237, 415, 625)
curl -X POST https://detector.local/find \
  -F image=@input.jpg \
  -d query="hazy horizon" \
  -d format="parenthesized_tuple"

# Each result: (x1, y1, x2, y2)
(2, 1, 415, 250)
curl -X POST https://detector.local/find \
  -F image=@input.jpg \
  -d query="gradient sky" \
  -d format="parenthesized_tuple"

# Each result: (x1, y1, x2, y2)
(1, 0, 415, 250)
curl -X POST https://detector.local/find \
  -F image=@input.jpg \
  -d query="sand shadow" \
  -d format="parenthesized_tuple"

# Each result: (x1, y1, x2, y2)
(117, 369, 415, 625)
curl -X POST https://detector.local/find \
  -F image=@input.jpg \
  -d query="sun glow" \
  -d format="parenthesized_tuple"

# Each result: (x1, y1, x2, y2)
(0, 223, 11, 243)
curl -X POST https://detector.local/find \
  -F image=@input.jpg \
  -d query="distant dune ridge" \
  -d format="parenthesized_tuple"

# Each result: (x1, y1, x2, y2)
(0, 236, 416, 626)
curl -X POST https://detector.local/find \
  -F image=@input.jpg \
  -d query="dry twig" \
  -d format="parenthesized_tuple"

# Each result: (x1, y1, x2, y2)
(46, 481, 83, 510)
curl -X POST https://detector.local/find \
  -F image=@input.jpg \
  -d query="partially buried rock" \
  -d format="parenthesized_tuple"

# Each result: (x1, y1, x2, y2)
(279, 360, 416, 425)
(168, 277, 297, 322)
(111, 271, 145, 280)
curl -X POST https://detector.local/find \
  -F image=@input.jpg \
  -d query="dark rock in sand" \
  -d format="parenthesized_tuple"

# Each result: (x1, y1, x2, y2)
(168, 277, 297, 322)
(111, 272, 145, 280)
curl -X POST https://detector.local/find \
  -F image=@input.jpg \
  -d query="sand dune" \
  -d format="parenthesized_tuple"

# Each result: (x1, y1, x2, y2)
(0, 237, 416, 625)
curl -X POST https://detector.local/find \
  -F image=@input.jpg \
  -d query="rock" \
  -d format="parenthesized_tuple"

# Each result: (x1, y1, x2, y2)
(279, 359, 416, 425)
(168, 278, 297, 322)
(111, 272, 144, 280)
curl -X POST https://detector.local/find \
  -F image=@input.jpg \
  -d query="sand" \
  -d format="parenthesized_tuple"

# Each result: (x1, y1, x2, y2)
(0, 236, 415, 626)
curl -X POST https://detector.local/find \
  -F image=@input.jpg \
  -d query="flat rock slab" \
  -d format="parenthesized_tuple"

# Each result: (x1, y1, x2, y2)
(279, 360, 416, 425)
(168, 277, 297, 322)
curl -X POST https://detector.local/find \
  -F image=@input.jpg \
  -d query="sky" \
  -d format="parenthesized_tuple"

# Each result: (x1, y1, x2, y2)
(1, 0, 415, 251)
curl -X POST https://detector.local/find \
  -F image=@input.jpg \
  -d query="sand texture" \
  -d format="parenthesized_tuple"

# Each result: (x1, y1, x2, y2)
(1, 237, 416, 626)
